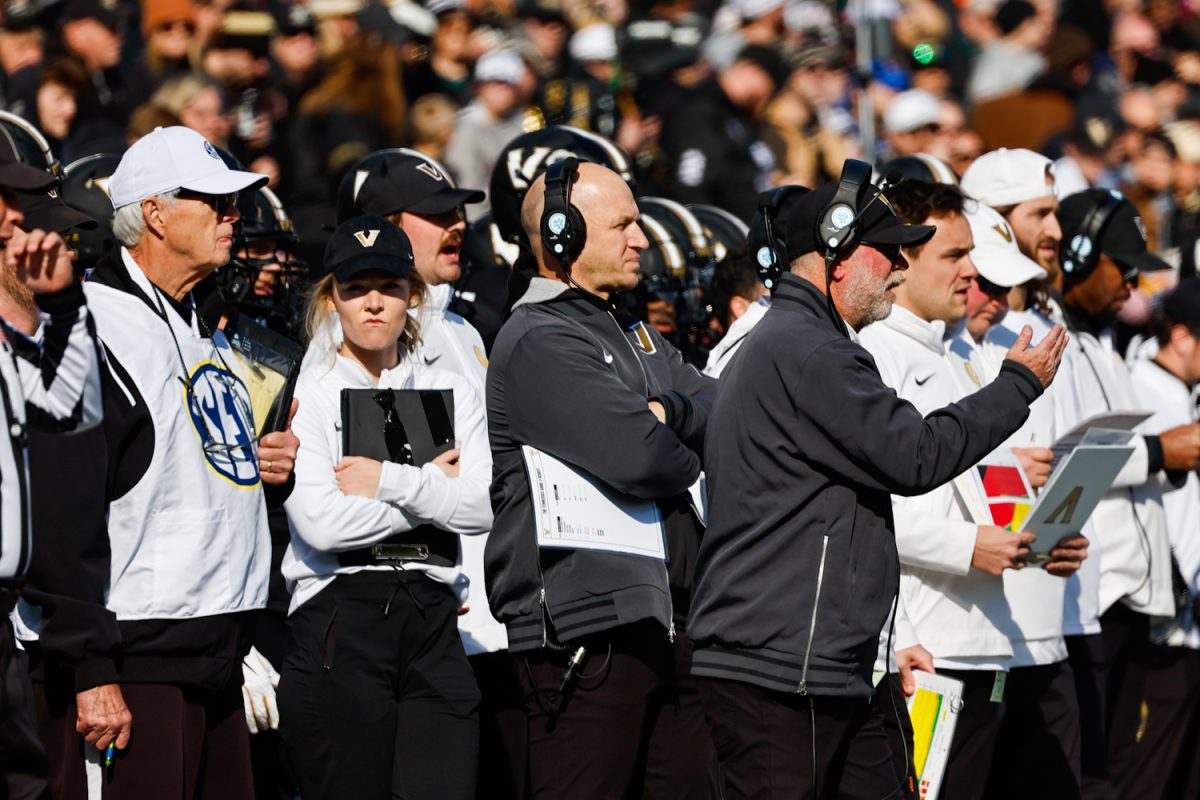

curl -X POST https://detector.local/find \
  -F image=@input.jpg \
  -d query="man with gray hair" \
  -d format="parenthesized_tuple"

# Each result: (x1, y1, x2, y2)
(33, 126, 300, 799)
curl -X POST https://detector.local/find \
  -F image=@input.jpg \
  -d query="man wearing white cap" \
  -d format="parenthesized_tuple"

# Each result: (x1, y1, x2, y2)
(46, 126, 300, 799)
(948, 201, 1093, 798)
(444, 50, 530, 217)
(859, 180, 1085, 796)
(883, 89, 948, 161)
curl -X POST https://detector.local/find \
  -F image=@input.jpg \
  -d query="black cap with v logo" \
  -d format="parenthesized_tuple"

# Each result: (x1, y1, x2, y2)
(355, 153, 485, 217)
(325, 215, 414, 281)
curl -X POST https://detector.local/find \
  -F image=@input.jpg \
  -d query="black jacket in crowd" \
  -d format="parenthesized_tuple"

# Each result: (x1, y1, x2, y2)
(687, 274, 1046, 699)
(485, 277, 716, 652)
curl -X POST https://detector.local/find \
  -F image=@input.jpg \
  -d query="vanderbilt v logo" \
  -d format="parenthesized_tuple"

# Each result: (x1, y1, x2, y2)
(415, 162, 443, 181)
(353, 229, 380, 247)
(992, 223, 1013, 243)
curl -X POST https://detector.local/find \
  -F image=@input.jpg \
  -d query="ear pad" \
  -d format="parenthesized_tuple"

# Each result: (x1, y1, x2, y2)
(816, 159, 872, 259)
(541, 157, 588, 265)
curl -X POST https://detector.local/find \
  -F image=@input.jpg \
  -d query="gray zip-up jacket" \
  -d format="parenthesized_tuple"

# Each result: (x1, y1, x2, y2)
(688, 274, 1045, 698)
(485, 278, 715, 651)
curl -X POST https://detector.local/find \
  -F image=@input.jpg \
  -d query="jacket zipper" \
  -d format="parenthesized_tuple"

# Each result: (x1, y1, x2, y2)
(798, 535, 830, 696)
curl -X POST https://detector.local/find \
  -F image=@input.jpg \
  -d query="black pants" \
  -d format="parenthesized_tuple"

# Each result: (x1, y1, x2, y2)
(935, 669, 1005, 800)
(36, 677, 253, 800)
(1117, 646, 1200, 799)
(1066, 633, 1113, 800)
(278, 571, 480, 800)
(984, 661, 1082, 800)
(0, 617, 48, 800)
(1100, 604, 1150, 790)
(698, 675, 915, 800)
(470, 652, 525, 800)
(519, 622, 719, 799)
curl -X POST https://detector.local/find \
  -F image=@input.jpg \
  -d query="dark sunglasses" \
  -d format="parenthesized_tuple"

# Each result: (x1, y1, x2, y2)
(976, 275, 1010, 298)
(179, 190, 238, 214)
(156, 20, 195, 34)
(867, 242, 905, 265)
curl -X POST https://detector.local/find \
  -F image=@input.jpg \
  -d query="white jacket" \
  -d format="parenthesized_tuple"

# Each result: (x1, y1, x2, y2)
(282, 333, 492, 614)
(1067, 329, 1173, 619)
(1130, 358, 1200, 648)
(861, 306, 1014, 667)
(703, 298, 768, 378)
(954, 320, 1068, 666)
(412, 282, 508, 655)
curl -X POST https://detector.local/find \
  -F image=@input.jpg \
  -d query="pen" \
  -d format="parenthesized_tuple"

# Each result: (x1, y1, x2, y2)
(104, 743, 114, 767)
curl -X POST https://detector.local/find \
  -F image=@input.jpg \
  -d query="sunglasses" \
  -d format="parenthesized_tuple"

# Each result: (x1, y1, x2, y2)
(156, 20, 195, 34)
(976, 275, 1010, 298)
(867, 242, 905, 265)
(179, 190, 238, 215)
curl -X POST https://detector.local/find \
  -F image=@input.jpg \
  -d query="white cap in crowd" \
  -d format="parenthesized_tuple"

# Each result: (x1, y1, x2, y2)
(108, 126, 268, 209)
(883, 89, 941, 134)
(731, 0, 785, 20)
(966, 201, 1047, 287)
(474, 49, 526, 85)
(569, 23, 617, 63)
(961, 148, 1055, 209)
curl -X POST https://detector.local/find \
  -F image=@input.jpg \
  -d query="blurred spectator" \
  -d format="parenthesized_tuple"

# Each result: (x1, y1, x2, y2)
(1053, 117, 1122, 196)
(658, 43, 783, 220)
(1121, 131, 1175, 252)
(130, 0, 199, 106)
(125, 102, 181, 142)
(966, 0, 1050, 104)
(0, 20, 43, 116)
(32, 58, 86, 156)
(764, 45, 852, 186)
(410, 93, 458, 165)
(149, 73, 230, 147)
(404, 0, 474, 106)
(516, 0, 570, 81)
(268, 1, 321, 109)
(58, 0, 132, 145)
(445, 49, 530, 216)
(202, 10, 278, 164)
(883, 88, 946, 160)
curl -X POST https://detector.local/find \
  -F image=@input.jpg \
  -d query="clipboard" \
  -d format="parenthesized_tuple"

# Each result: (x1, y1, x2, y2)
(340, 388, 455, 465)
(224, 313, 303, 435)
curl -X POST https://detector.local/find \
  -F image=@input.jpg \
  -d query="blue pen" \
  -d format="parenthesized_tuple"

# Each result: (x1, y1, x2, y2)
(104, 743, 115, 767)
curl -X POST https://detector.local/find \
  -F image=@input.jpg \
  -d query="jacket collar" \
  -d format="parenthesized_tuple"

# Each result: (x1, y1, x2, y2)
(512, 275, 618, 319)
(770, 273, 849, 336)
(874, 304, 947, 354)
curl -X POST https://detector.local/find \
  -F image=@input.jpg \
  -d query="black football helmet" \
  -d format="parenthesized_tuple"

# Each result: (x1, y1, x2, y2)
(61, 153, 121, 271)
(0, 111, 96, 236)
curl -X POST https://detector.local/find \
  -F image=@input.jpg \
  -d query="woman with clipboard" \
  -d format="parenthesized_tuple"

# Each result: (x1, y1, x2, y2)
(277, 216, 493, 799)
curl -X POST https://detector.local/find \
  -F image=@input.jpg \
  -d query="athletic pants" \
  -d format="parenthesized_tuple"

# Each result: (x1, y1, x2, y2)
(278, 570, 480, 800)
(1116, 646, 1200, 799)
(0, 615, 48, 800)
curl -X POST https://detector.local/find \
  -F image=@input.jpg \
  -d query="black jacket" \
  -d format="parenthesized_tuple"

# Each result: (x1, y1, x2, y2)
(687, 274, 1045, 698)
(485, 278, 715, 651)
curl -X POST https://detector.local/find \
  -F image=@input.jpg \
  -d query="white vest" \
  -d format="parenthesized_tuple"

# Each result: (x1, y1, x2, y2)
(83, 251, 269, 620)
(413, 282, 507, 655)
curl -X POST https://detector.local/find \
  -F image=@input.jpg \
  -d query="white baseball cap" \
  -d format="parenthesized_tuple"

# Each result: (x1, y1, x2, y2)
(474, 49, 526, 85)
(731, 0, 784, 20)
(569, 23, 616, 63)
(109, 126, 268, 210)
(966, 201, 1047, 287)
(961, 148, 1055, 209)
(884, 89, 940, 134)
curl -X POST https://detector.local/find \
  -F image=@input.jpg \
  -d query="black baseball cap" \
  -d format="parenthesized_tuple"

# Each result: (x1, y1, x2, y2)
(18, 187, 97, 233)
(356, 154, 485, 218)
(324, 215, 414, 281)
(62, 0, 123, 31)
(749, 181, 935, 267)
(1058, 189, 1169, 284)
(0, 138, 55, 192)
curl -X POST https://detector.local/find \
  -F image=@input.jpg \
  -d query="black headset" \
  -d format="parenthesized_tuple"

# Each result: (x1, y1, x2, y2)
(754, 185, 810, 291)
(817, 159, 874, 267)
(1061, 190, 1126, 278)
(540, 156, 587, 269)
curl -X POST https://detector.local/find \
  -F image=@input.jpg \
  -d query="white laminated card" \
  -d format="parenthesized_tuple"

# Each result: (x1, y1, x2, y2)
(522, 445, 666, 559)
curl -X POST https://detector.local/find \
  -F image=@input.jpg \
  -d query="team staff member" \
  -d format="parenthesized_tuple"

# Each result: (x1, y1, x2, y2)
(1125, 280, 1200, 799)
(31, 126, 299, 800)
(279, 216, 491, 800)
(347, 150, 525, 798)
(0, 149, 103, 800)
(486, 161, 719, 797)
(687, 170, 1068, 798)
(862, 182, 1086, 798)
(1056, 189, 1200, 794)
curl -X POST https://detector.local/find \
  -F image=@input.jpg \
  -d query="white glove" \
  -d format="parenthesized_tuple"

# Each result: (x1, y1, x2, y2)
(241, 646, 281, 734)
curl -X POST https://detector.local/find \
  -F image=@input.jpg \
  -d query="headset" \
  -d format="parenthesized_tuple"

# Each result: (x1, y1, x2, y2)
(754, 185, 809, 291)
(540, 156, 587, 269)
(1061, 190, 1126, 279)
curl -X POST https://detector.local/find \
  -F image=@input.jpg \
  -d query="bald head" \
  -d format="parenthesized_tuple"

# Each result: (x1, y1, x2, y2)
(518, 161, 647, 297)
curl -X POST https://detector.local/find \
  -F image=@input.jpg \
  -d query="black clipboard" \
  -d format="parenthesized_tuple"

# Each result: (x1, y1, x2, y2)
(340, 388, 456, 465)
(224, 313, 304, 435)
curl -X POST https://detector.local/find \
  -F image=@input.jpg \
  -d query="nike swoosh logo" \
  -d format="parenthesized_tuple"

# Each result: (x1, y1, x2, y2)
(422, 352, 442, 365)
(603, 351, 614, 364)
(915, 374, 934, 386)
